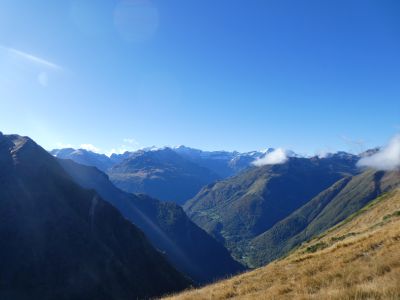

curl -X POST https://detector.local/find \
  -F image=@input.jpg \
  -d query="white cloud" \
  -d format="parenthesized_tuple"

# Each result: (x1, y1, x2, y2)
(315, 149, 332, 159)
(252, 148, 288, 166)
(357, 134, 400, 171)
(1, 46, 63, 71)
(80, 144, 101, 153)
(107, 148, 119, 156)
(107, 148, 127, 156)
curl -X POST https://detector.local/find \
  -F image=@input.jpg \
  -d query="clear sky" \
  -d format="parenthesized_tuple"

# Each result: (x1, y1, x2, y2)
(0, 0, 399, 155)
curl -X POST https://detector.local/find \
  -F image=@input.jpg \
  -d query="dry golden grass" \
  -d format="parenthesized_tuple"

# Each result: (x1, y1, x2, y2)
(164, 190, 400, 300)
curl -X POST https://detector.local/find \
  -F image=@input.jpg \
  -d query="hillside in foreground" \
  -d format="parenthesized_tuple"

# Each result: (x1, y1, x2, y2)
(164, 189, 400, 299)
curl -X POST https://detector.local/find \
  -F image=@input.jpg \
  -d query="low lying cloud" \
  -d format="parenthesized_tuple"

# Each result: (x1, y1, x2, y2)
(316, 150, 330, 159)
(357, 134, 400, 171)
(108, 148, 127, 156)
(54, 139, 139, 156)
(253, 148, 288, 167)
(80, 144, 101, 153)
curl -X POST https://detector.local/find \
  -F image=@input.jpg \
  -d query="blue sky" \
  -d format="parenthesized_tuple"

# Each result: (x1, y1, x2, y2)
(0, 0, 399, 155)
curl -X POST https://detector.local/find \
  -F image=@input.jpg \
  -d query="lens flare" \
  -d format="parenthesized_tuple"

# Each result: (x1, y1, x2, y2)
(114, 0, 159, 43)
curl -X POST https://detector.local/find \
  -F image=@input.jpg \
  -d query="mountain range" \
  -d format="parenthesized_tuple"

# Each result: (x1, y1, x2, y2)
(11, 136, 397, 299)
(51, 143, 398, 270)
(51, 146, 271, 204)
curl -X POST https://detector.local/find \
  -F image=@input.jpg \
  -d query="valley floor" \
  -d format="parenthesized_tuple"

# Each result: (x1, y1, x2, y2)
(164, 190, 400, 300)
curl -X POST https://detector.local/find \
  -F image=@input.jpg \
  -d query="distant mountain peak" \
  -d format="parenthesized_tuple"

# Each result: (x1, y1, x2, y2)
(259, 148, 275, 154)
(139, 145, 167, 152)
(173, 145, 188, 149)
(50, 148, 114, 172)
(359, 147, 381, 158)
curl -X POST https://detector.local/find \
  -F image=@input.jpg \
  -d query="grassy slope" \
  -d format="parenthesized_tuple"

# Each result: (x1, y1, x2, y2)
(164, 189, 400, 300)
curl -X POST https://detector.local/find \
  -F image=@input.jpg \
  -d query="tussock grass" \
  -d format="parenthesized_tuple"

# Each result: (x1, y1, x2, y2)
(163, 190, 400, 300)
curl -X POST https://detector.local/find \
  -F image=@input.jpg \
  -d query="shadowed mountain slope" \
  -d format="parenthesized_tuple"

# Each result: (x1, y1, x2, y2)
(58, 159, 245, 284)
(0, 133, 189, 300)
